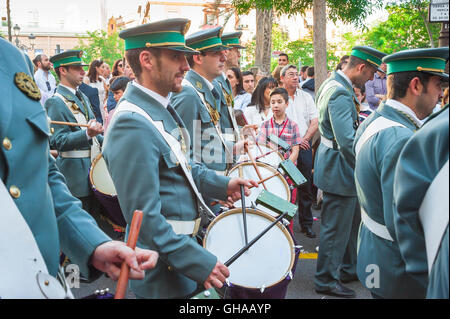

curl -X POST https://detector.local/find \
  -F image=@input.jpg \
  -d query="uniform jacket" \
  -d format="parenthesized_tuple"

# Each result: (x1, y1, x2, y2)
(214, 73, 235, 135)
(103, 82, 230, 299)
(45, 85, 102, 198)
(394, 106, 449, 299)
(79, 82, 102, 124)
(0, 37, 110, 278)
(171, 70, 228, 172)
(313, 71, 360, 196)
(354, 102, 427, 298)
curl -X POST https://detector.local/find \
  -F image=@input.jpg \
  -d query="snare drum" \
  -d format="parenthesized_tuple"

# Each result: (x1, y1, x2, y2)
(227, 162, 290, 217)
(89, 154, 126, 228)
(203, 208, 297, 299)
(238, 143, 284, 168)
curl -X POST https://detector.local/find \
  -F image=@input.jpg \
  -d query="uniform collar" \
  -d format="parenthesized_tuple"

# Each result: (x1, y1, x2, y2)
(132, 81, 170, 108)
(386, 99, 423, 128)
(191, 69, 214, 91)
(59, 84, 77, 95)
(337, 70, 353, 87)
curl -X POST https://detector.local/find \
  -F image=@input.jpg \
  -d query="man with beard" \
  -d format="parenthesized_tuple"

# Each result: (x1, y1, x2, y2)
(314, 46, 386, 298)
(354, 47, 447, 299)
(103, 19, 257, 299)
(33, 54, 57, 106)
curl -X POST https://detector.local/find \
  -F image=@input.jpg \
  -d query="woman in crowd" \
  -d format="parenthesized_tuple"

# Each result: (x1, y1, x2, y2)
(243, 76, 278, 127)
(227, 67, 252, 110)
(84, 59, 109, 121)
(112, 58, 125, 77)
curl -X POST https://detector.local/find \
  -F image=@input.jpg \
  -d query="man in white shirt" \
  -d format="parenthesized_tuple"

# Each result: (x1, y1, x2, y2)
(281, 64, 319, 238)
(33, 54, 57, 106)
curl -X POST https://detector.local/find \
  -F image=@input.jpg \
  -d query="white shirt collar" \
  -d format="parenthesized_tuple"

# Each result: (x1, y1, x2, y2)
(222, 72, 227, 81)
(191, 70, 214, 91)
(60, 84, 77, 95)
(132, 81, 170, 108)
(337, 70, 353, 87)
(386, 99, 423, 128)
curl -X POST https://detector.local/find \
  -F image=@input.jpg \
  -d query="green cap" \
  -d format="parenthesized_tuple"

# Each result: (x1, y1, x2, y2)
(351, 46, 387, 72)
(186, 27, 229, 52)
(221, 31, 245, 49)
(50, 50, 89, 69)
(382, 47, 449, 80)
(119, 18, 197, 54)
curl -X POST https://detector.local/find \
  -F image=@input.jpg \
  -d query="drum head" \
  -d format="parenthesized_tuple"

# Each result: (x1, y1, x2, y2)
(204, 208, 294, 289)
(90, 154, 117, 196)
(227, 162, 290, 217)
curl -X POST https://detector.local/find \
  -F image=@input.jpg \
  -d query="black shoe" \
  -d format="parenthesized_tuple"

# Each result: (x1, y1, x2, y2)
(301, 225, 317, 238)
(316, 283, 356, 298)
(340, 274, 359, 284)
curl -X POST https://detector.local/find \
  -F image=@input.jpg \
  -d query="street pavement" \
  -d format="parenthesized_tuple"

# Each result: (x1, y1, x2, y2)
(71, 207, 372, 300)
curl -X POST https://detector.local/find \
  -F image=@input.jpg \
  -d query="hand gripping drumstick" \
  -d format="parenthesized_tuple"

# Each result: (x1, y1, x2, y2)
(245, 143, 267, 190)
(114, 210, 143, 299)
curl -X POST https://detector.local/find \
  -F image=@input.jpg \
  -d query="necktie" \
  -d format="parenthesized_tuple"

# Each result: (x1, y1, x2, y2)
(75, 90, 89, 121)
(167, 103, 185, 129)
(211, 87, 220, 101)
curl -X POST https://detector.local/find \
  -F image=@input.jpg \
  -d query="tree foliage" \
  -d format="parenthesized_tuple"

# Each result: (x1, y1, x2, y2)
(363, 0, 441, 54)
(232, 0, 383, 27)
(75, 30, 125, 67)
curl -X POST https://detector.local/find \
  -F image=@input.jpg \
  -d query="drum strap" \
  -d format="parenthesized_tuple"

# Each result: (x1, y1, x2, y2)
(419, 159, 449, 274)
(182, 79, 234, 159)
(0, 180, 72, 298)
(110, 101, 216, 221)
(355, 116, 406, 158)
(355, 116, 408, 242)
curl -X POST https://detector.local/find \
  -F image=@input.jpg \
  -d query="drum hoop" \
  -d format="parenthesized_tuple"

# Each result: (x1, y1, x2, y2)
(227, 162, 291, 202)
(89, 153, 116, 198)
(203, 208, 295, 289)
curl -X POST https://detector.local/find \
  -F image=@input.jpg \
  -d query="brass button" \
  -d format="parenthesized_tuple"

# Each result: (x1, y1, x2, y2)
(9, 185, 21, 198)
(2, 137, 12, 150)
(168, 266, 173, 272)
(50, 127, 55, 134)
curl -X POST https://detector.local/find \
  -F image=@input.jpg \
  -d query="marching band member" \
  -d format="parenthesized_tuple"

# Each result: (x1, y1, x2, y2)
(314, 46, 386, 298)
(394, 103, 448, 299)
(354, 47, 447, 298)
(0, 36, 158, 299)
(170, 27, 247, 213)
(103, 19, 257, 299)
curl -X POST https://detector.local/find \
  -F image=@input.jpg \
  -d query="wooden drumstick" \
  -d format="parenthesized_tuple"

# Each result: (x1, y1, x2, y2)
(238, 166, 249, 246)
(114, 210, 143, 299)
(50, 120, 89, 128)
(245, 144, 267, 190)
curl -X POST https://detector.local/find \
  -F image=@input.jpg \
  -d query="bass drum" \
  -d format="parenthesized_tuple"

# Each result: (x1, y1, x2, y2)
(89, 154, 126, 229)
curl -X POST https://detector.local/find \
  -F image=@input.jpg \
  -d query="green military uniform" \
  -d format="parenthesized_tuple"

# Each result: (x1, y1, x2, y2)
(45, 51, 102, 205)
(103, 19, 231, 299)
(171, 27, 232, 213)
(214, 31, 244, 141)
(354, 47, 448, 298)
(314, 47, 386, 294)
(0, 38, 110, 281)
(391, 47, 449, 299)
(394, 105, 448, 299)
